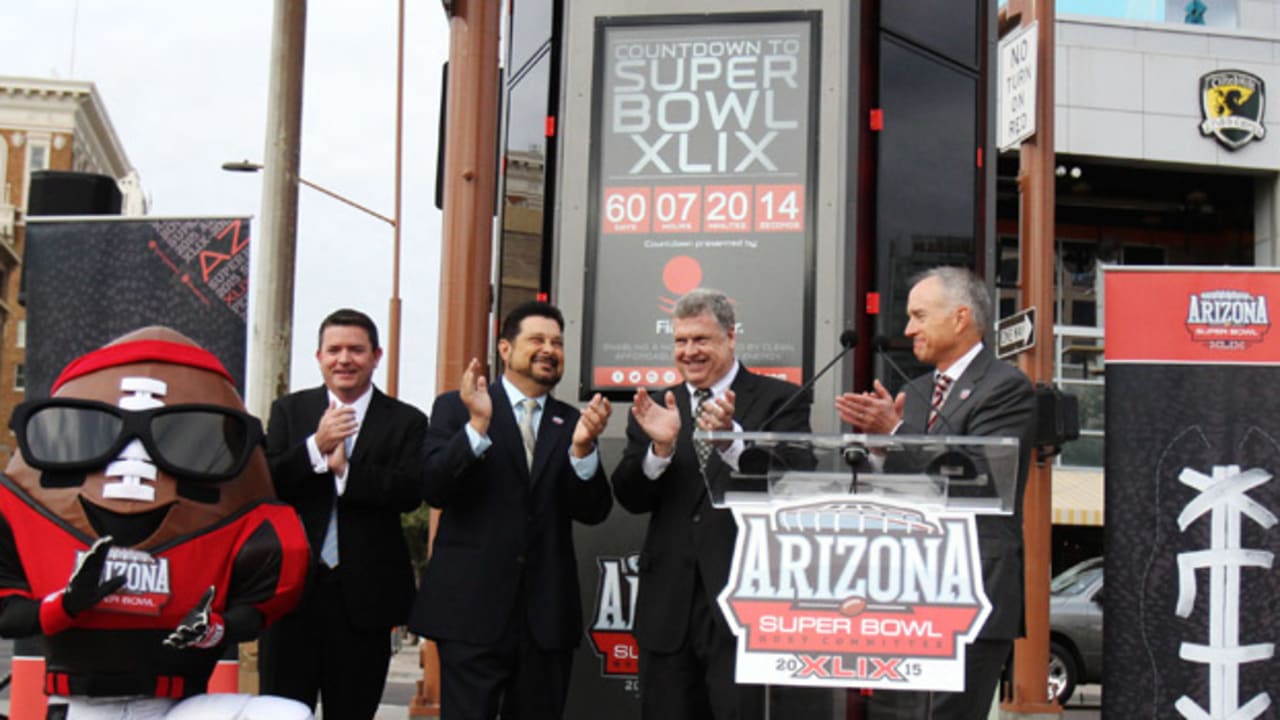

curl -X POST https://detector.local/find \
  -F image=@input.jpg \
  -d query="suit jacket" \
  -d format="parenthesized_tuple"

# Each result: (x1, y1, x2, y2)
(901, 345, 1036, 639)
(266, 385, 426, 630)
(409, 381, 612, 651)
(612, 366, 810, 653)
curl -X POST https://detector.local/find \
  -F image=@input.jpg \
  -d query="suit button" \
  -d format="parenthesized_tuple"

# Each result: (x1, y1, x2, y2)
(691, 513, 702, 524)
(515, 554, 526, 565)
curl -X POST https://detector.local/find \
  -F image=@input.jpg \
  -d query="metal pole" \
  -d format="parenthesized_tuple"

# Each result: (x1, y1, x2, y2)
(300, 177, 396, 226)
(223, 162, 395, 226)
(387, 0, 406, 397)
(412, 0, 502, 714)
(1005, 0, 1058, 715)
(246, 0, 306, 421)
(242, 0, 305, 695)
(435, 0, 501, 389)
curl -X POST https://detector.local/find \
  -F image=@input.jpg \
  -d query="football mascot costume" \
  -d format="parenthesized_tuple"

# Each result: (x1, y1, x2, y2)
(0, 328, 312, 719)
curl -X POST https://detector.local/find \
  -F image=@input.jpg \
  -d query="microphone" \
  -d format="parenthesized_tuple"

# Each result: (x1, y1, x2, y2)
(756, 329, 857, 432)
(871, 335, 957, 435)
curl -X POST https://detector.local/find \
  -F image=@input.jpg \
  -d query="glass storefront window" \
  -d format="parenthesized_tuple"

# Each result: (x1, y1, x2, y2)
(1059, 0, 1162, 21)
(1055, 0, 1237, 27)
(497, 0, 555, 325)
(1055, 326, 1104, 469)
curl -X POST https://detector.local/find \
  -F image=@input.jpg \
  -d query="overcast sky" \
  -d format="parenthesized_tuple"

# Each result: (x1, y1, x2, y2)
(1, 1, 451, 410)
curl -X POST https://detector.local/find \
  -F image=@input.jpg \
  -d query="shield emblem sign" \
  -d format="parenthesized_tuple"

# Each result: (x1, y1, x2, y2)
(1199, 69, 1267, 151)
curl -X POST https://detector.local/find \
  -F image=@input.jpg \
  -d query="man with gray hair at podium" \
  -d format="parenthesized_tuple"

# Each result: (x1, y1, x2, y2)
(835, 266, 1036, 720)
(613, 288, 811, 720)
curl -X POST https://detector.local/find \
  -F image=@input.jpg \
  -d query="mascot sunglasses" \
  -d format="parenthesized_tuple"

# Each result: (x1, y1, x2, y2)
(9, 398, 264, 482)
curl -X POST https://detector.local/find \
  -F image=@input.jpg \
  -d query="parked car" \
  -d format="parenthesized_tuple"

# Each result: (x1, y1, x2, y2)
(1049, 556, 1104, 704)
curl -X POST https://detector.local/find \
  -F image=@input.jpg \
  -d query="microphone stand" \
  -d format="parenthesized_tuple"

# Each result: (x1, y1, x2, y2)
(843, 444, 867, 495)
(757, 330, 858, 432)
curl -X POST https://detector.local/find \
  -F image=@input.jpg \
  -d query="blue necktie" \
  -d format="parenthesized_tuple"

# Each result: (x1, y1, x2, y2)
(320, 502, 339, 567)
(319, 434, 353, 567)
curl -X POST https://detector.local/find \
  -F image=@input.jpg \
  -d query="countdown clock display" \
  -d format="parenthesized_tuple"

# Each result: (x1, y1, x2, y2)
(601, 185, 804, 235)
(584, 14, 819, 395)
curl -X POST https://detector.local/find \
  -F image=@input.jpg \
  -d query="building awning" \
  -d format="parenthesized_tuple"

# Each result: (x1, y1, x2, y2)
(1052, 469, 1104, 526)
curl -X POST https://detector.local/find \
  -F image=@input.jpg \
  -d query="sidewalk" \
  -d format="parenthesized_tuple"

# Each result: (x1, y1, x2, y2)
(369, 637, 425, 720)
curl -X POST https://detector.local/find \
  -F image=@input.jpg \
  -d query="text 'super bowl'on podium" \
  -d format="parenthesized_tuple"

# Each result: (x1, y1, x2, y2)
(695, 430, 1021, 691)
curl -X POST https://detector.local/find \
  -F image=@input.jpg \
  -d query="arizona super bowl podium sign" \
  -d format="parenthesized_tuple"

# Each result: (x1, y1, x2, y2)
(1105, 268, 1280, 719)
(717, 497, 991, 691)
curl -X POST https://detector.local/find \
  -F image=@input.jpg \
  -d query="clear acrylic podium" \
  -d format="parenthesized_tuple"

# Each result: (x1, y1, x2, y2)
(694, 430, 1023, 692)
(694, 430, 1021, 514)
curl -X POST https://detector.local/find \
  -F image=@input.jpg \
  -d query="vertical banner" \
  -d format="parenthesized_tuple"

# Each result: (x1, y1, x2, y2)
(583, 13, 819, 395)
(24, 217, 251, 397)
(1105, 268, 1280, 719)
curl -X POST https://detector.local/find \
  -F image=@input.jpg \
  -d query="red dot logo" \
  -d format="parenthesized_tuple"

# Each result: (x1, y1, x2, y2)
(662, 255, 702, 295)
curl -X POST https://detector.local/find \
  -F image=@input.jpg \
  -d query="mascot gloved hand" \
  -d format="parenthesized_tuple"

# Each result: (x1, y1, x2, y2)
(39, 535, 127, 634)
(164, 586, 223, 650)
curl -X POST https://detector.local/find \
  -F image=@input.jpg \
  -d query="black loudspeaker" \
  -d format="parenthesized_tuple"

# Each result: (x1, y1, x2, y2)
(1034, 382, 1081, 448)
(27, 170, 122, 216)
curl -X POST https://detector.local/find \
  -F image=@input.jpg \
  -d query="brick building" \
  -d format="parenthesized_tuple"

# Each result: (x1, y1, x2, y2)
(0, 77, 141, 464)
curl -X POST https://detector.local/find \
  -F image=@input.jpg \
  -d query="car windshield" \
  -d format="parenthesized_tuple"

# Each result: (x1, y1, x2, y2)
(1050, 557, 1103, 596)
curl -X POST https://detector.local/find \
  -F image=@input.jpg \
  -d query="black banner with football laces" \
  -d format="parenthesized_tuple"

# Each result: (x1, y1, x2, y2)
(1104, 268, 1280, 718)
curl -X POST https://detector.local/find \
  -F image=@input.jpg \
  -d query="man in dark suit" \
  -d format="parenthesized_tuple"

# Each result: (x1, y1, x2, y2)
(410, 300, 613, 719)
(259, 308, 427, 719)
(836, 267, 1036, 720)
(612, 288, 812, 720)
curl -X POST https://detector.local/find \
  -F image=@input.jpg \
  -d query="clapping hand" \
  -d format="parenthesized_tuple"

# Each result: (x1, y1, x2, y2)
(571, 394, 612, 458)
(164, 586, 226, 649)
(695, 389, 736, 449)
(40, 535, 127, 634)
(460, 358, 492, 435)
(834, 379, 903, 434)
(631, 387, 681, 457)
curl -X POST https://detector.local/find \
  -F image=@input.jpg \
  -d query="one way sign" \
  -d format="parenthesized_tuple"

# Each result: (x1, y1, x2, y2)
(996, 307, 1036, 359)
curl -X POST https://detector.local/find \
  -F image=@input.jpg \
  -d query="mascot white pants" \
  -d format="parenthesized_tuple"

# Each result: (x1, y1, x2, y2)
(48, 693, 313, 720)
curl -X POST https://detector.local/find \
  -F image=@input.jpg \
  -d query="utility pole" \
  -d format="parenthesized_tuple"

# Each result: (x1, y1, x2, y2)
(1001, 0, 1058, 716)
(388, 0, 406, 397)
(246, 0, 306, 421)
(243, 0, 305, 695)
(413, 0, 502, 714)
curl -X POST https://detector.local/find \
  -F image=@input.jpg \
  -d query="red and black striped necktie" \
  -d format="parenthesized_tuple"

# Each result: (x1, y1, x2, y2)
(927, 373, 953, 431)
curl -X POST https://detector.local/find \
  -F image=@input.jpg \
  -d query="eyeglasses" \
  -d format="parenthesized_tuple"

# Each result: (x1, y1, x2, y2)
(10, 398, 264, 483)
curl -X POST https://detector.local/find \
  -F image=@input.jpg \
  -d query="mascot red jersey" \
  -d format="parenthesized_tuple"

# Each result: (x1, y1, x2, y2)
(0, 327, 311, 719)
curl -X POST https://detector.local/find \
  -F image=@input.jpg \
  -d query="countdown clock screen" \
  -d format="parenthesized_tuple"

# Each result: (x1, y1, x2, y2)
(583, 13, 819, 396)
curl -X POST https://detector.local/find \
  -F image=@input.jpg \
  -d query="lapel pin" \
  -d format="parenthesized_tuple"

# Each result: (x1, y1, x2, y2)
(551, 415, 565, 425)
(959, 389, 972, 400)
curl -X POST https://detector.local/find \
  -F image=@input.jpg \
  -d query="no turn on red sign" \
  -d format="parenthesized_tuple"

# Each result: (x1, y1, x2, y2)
(998, 22, 1038, 151)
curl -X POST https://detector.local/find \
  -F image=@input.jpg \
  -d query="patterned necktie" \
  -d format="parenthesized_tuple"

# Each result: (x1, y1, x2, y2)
(927, 373, 953, 432)
(519, 398, 539, 468)
(693, 388, 714, 471)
